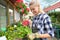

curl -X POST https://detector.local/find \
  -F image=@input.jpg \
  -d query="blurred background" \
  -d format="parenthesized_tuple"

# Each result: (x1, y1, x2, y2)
(0, 0, 60, 40)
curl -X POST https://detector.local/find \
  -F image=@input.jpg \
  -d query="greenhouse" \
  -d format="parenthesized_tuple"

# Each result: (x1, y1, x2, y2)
(0, 0, 60, 40)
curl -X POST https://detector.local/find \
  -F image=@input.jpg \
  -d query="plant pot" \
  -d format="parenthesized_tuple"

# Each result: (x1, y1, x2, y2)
(0, 36, 7, 40)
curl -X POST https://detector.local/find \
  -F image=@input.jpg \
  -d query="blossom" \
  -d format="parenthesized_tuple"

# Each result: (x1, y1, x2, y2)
(21, 9, 24, 13)
(14, 25, 17, 28)
(16, 0, 23, 3)
(26, 8, 30, 12)
(22, 20, 29, 26)
(20, 5, 23, 8)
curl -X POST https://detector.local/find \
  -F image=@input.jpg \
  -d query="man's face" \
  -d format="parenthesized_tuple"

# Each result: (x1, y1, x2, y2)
(30, 6, 39, 15)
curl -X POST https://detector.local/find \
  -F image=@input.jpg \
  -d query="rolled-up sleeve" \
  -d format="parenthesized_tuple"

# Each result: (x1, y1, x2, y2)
(43, 16, 54, 37)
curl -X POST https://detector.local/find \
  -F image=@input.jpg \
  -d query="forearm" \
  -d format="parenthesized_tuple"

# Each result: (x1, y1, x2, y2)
(39, 33, 51, 38)
(35, 33, 51, 38)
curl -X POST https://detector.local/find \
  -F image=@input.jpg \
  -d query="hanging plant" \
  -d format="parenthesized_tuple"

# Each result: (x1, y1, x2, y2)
(16, 0, 30, 15)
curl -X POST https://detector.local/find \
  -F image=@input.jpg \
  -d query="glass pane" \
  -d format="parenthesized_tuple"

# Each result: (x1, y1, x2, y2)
(14, 10, 20, 22)
(9, 9, 14, 24)
(8, 3, 14, 25)
(0, 4, 6, 28)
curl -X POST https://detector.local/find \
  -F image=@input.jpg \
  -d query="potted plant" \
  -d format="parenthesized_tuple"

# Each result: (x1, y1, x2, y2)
(0, 27, 7, 40)
(0, 21, 32, 40)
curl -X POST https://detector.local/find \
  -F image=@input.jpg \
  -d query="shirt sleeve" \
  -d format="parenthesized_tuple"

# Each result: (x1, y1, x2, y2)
(43, 15, 54, 37)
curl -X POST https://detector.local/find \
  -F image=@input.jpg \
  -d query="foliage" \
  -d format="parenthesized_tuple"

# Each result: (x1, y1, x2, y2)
(48, 12, 60, 28)
(52, 23, 60, 28)
(0, 22, 32, 40)
(48, 12, 60, 23)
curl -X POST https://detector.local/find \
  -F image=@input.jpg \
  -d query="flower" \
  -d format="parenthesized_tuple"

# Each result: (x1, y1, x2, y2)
(22, 20, 29, 26)
(16, 0, 23, 3)
(14, 25, 17, 28)
(20, 5, 23, 8)
(26, 8, 30, 12)
(21, 9, 24, 13)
